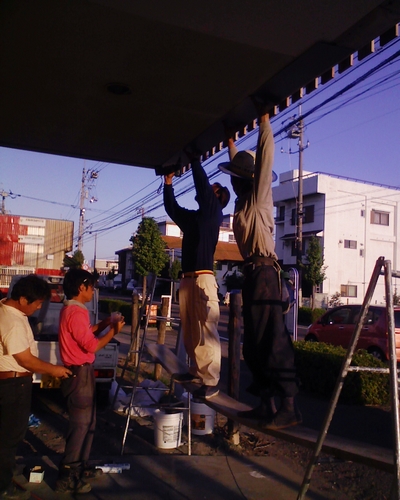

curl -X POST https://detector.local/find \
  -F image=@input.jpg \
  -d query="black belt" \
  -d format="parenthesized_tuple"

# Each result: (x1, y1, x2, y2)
(65, 363, 92, 369)
(244, 256, 276, 267)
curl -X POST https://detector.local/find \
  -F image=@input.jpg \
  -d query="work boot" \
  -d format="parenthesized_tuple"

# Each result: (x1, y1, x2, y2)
(262, 397, 301, 430)
(237, 396, 277, 421)
(55, 465, 91, 494)
(192, 385, 219, 400)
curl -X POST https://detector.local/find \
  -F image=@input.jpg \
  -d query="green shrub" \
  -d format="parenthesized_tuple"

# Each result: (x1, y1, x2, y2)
(311, 308, 325, 323)
(98, 299, 133, 325)
(298, 307, 312, 325)
(298, 307, 326, 325)
(294, 341, 390, 406)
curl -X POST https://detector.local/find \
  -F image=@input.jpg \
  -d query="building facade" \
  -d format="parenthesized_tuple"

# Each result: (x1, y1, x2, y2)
(273, 170, 400, 306)
(0, 214, 73, 291)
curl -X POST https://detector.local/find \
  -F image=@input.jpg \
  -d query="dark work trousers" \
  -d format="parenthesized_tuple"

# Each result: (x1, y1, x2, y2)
(0, 377, 32, 493)
(60, 364, 96, 469)
(242, 264, 298, 399)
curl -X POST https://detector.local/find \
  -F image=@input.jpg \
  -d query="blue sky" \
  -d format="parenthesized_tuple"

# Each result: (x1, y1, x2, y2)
(1, 38, 399, 263)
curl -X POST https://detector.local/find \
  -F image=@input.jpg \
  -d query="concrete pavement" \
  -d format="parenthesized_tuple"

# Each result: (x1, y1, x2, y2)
(16, 454, 335, 500)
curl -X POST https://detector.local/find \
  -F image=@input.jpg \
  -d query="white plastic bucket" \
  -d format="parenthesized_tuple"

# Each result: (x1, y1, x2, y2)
(181, 392, 216, 435)
(153, 409, 183, 449)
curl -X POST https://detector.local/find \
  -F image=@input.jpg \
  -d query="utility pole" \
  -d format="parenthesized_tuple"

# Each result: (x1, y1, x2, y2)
(284, 104, 309, 304)
(296, 113, 304, 304)
(93, 232, 97, 271)
(77, 166, 86, 251)
(0, 191, 8, 215)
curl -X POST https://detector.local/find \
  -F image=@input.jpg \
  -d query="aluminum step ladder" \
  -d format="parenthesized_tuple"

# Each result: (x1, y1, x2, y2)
(297, 256, 400, 499)
(112, 274, 191, 456)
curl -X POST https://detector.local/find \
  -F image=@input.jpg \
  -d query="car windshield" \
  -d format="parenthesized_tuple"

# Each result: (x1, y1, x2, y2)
(325, 308, 353, 325)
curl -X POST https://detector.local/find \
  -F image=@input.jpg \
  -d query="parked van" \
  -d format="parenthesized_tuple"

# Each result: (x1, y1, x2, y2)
(305, 305, 400, 362)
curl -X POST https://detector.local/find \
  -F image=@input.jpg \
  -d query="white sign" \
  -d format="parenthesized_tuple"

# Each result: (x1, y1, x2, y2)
(19, 217, 46, 227)
(18, 235, 45, 244)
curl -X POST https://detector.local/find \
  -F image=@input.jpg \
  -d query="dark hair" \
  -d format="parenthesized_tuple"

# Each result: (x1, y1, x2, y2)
(63, 268, 94, 300)
(10, 275, 51, 303)
(212, 183, 231, 209)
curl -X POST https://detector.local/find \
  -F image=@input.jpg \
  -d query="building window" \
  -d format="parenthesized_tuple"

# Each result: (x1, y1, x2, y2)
(290, 205, 314, 225)
(291, 208, 296, 226)
(291, 240, 305, 256)
(276, 205, 285, 222)
(344, 239, 357, 249)
(371, 209, 389, 226)
(304, 205, 315, 224)
(340, 284, 357, 297)
(291, 241, 296, 256)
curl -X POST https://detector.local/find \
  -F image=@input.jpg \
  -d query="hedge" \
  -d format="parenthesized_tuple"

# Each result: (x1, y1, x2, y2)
(298, 307, 325, 325)
(99, 298, 133, 325)
(294, 340, 390, 406)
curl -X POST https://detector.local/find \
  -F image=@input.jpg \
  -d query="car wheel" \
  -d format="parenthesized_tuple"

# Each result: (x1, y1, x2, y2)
(305, 334, 318, 342)
(367, 347, 386, 361)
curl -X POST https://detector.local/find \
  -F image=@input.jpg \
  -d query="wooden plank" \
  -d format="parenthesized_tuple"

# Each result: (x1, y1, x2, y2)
(145, 343, 188, 376)
(145, 343, 394, 472)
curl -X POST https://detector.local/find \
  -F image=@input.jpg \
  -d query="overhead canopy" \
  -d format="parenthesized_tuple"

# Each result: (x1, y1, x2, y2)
(1, 1, 399, 172)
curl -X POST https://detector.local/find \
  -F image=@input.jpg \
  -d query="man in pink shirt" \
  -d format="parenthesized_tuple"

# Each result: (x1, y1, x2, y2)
(56, 269, 125, 495)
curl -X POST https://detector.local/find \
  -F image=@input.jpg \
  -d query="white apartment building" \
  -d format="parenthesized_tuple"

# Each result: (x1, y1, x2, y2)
(273, 170, 400, 306)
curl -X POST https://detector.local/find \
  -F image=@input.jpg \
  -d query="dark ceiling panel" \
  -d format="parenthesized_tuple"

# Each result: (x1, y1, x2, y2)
(0, 0, 399, 172)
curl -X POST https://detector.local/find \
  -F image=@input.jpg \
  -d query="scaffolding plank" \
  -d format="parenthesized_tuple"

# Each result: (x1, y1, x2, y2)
(145, 343, 189, 375)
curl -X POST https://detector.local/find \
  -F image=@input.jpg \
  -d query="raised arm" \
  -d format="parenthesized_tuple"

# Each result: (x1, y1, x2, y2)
(163, 172, 191, 228)
(254, 112, 275, 206)
(190, 159, 215, 208)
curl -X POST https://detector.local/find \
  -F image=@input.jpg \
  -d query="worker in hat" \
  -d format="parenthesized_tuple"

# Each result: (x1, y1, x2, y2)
(219, 104, 300, 429)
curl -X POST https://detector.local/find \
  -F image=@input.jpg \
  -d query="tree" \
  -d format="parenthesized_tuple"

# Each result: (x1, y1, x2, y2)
(303, 236, 327, 309)
(169, 259, 182, 302)
(169, 259, 182, 281)
(328, 292, 343, 308)
(63, 249, 85, 269)
(392, 289, 400, 306)
(131, 217, 169, 299)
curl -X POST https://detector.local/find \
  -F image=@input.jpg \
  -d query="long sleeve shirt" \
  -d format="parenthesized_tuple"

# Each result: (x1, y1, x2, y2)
(230, 120, 277, 260)
(163, 160, 222, 273)
(59, 301, 99, 366)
